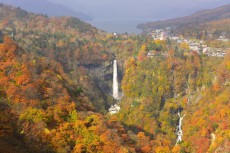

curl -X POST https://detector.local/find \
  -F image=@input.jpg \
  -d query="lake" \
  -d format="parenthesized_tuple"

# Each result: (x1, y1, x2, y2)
(88, 18, 159, 34)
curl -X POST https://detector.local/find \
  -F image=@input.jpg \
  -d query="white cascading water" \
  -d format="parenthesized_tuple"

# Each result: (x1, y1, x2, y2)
(176, 111, 186, 145)
(113, 60, 119, 100)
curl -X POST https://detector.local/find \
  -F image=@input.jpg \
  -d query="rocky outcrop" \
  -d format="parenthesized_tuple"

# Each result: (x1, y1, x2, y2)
(79, 60, 124, 112)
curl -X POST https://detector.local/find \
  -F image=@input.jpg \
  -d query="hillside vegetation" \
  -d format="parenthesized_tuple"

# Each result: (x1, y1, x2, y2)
(0, 4, 145, 113)
(0, 35, 159, 153)
(118, 47, 230, 152)
(0, 4, 229, 153)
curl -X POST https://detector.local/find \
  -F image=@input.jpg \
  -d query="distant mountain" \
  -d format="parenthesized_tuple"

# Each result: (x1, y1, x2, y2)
(146, 0, 230, 19)
(137, 4, 230, 33)
(0, 0, 92, 21)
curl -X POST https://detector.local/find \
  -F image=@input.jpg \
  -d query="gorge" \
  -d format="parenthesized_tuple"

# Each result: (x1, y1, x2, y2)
(0, 3, 229, 153)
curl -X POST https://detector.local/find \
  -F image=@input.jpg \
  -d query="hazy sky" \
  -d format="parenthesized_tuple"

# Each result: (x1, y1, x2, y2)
(47, 0, 230, 19)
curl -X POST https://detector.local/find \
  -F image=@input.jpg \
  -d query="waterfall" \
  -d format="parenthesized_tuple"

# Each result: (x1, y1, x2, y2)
(109, 60, 121, 114)
(176, 111, 186, 145)
(113, 60, 119, 100)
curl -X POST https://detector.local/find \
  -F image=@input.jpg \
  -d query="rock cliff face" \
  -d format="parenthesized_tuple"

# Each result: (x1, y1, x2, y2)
(79, 60, 124, 112)
(82, 61, 113, 94)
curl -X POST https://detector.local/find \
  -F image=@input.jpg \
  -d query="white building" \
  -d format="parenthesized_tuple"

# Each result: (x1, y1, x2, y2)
(151, 29, 167, 40)
(109, 104, 120, 115)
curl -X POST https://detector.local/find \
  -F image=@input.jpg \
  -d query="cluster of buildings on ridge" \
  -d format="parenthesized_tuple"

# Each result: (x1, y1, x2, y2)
(148, 28, 229, 57)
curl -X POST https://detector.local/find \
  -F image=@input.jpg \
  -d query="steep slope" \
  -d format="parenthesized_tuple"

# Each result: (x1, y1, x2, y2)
(0, 0, 92, 21)
(0, 3, 229, 153)
(0, 4, 145, 112)
(0, 35, 148, 153)
(0, 4, 115, 112)
(116, 43, 230, 152)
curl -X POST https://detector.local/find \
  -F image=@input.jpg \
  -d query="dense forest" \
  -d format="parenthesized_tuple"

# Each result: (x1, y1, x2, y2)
(0, 4, 229, 153)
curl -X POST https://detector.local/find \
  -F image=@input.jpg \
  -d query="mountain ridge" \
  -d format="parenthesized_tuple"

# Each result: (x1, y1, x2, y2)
(137, 4, 230, 33)
(0, 0, 92, 21)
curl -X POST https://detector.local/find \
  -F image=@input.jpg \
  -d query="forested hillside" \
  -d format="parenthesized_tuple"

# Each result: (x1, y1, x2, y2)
(0, 4, 144, 113)
(0, 34, 160, 153)
(137, 4, 230, 39)
(0, 4, 229, 153)
(117, 46, 230, 152)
